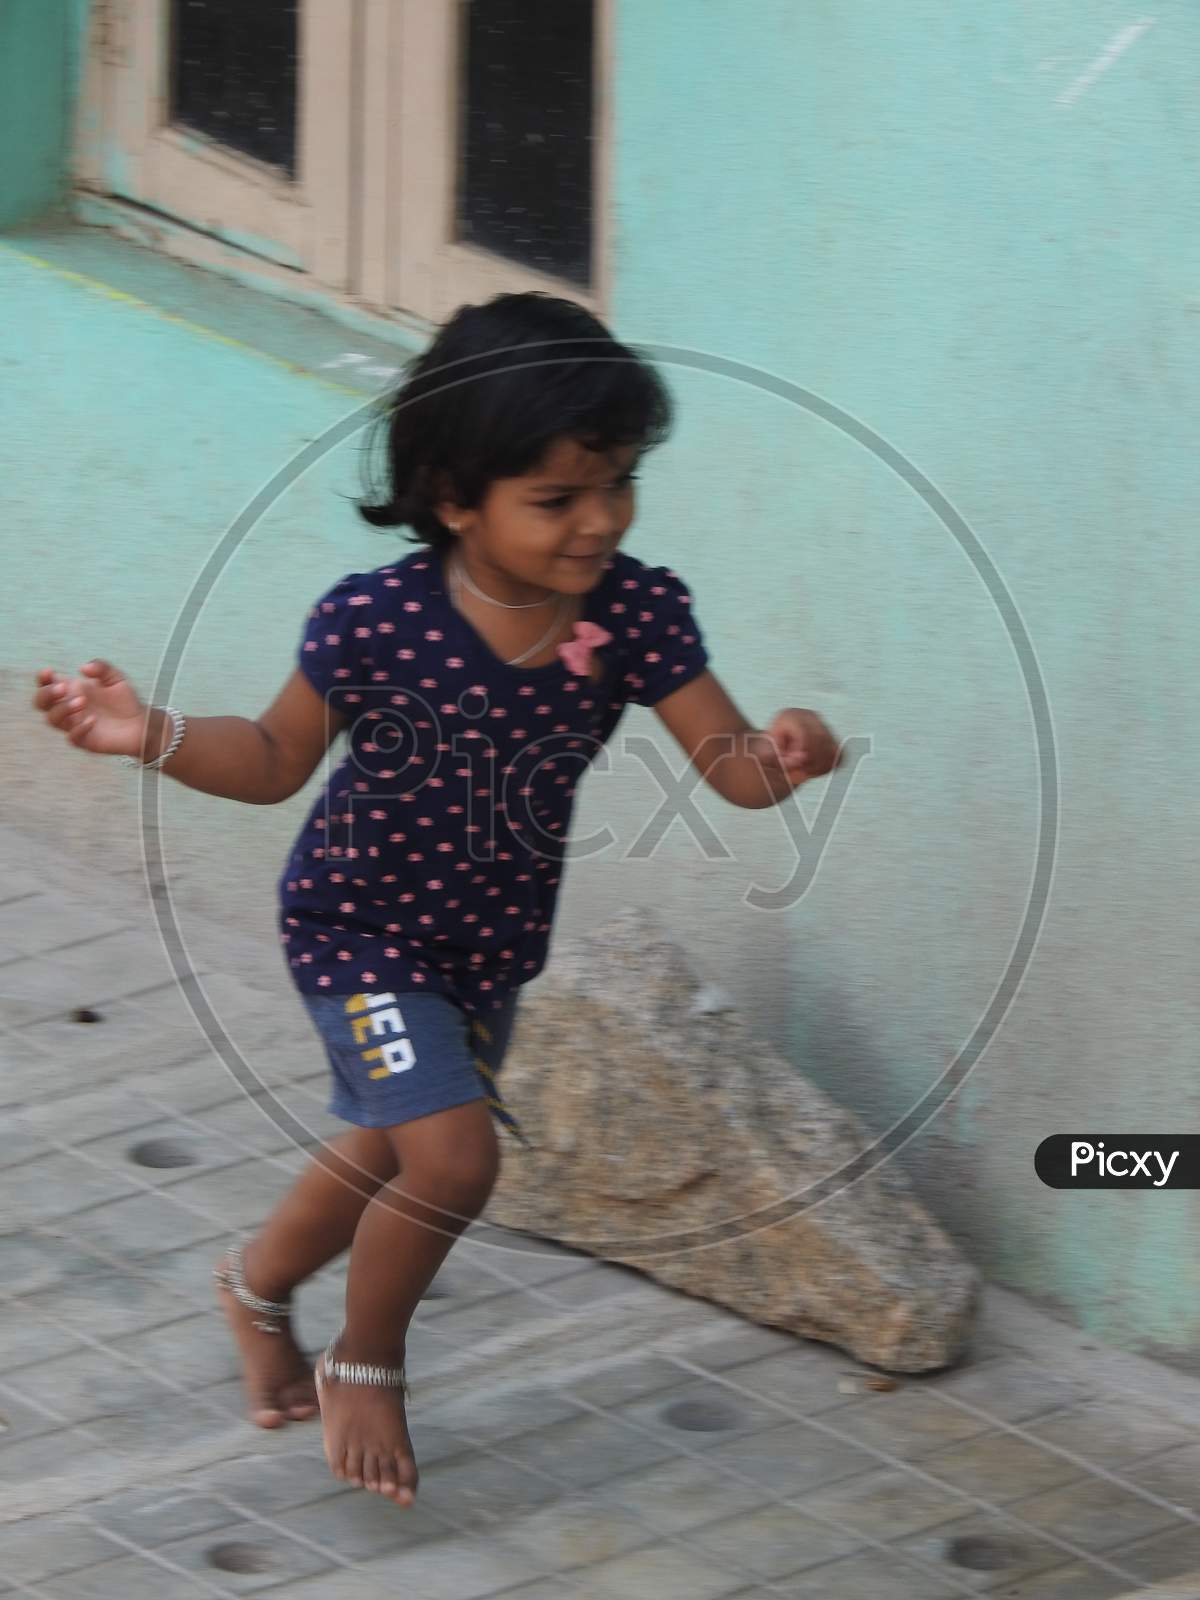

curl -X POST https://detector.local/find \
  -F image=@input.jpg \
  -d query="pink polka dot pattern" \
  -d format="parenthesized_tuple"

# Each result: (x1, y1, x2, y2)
(281, 549, 708, 1012)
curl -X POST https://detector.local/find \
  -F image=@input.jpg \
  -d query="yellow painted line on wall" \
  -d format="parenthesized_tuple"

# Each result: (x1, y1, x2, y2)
(0, 240, 367, 399)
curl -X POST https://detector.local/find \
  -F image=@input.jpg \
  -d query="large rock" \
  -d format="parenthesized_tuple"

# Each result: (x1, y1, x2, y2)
(487, 908, 979, 1373)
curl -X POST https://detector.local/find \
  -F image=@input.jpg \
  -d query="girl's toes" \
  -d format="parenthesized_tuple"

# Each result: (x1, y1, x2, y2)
(282, 1382, 318, 1421)
(250, 1397, 286, 1429)
(362, 1449, 382, 1494)
(343, 1445, 365, 1489)
(391, 1454, 417, 1506)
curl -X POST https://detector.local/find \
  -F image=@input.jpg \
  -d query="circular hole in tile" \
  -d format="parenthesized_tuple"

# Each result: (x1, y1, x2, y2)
(660, 1398, 741, 1432)
(206, 1542, 277, 1575)
(128, 1138, 200, 1170)
(946, 1535, 1026, 1571)
(71, 1007, 102, 1024)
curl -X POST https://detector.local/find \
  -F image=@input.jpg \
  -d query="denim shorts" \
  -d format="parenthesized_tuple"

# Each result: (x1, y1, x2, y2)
(301, 988, 522, 1135)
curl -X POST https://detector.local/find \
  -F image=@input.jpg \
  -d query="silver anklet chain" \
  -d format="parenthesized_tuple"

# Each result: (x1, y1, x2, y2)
(318, 1328, 409, 1395)
(214, 1244, 291, 1335)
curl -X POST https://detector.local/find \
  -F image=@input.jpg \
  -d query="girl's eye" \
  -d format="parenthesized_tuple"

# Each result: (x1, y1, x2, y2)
(537, 474, 639, 512)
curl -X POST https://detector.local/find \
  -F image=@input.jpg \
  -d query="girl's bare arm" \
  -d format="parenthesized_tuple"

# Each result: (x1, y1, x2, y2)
(33, 661, 343, 805)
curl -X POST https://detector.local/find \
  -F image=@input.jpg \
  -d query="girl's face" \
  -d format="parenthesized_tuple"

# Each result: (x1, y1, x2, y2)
(439, 436, 642, 599)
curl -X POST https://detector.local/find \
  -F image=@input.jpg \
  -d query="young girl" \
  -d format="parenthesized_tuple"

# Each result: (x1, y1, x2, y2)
(34, 292, 841, 1509)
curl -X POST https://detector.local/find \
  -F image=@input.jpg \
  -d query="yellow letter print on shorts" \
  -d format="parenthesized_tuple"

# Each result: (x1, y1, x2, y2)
(345, 993, 416, 1079)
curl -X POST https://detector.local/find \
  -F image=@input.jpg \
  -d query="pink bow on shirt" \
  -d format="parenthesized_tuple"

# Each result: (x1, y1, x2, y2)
(557, 621, 613, 675)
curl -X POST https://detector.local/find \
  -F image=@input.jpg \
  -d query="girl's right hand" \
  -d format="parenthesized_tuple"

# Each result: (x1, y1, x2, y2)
(32, 661, 150, 759)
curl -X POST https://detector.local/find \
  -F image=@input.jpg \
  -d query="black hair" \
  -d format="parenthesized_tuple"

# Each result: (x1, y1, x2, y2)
(359, 292, 674, 552)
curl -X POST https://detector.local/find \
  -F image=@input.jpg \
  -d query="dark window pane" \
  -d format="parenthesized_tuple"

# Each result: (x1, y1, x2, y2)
(170, 0, 299, 177)
(459, 0, 594, 288)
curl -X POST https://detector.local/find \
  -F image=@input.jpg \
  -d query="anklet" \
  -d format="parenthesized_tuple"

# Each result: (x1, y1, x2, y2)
(214, 1244, 291, 1335)
(317, 1328, 409, 1396)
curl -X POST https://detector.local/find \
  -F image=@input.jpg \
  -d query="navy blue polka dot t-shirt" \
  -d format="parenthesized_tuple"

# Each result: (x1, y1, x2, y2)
(279, 548, 708, 1014)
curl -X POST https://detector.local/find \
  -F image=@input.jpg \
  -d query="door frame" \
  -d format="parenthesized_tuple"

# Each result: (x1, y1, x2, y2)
(78, 0, 354, 286)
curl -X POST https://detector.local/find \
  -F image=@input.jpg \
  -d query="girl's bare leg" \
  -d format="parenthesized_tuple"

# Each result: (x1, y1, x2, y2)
(317, 1099, 500, 1505)
(217, 1126, 396, 1427)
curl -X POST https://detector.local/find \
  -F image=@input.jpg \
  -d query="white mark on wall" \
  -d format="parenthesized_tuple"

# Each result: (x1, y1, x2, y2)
(1056, 17, 1157, 106)
(319, 352, 403, 384)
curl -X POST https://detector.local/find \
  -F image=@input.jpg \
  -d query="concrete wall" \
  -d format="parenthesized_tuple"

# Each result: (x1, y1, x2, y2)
(605, 0, 1200, 1360)
(0, 0, 88, 227)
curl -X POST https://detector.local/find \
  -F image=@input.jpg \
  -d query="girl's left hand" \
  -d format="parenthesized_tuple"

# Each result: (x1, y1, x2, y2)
(749, 708, 843, 786)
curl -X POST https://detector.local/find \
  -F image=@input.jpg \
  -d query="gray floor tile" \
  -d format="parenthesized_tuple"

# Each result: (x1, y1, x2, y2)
(1006, 1472, 1185, 1553)
(691, 1501, 866, 1579)
(0, 1514, 118, 1583)
(90, 1485, 238, 1547)
(0, 1387, 80, 1444)
(983, 1558, 1135, 1598)
(826, 1387, 997, 1460)
(603, 1454, 773, 1535)
(1111, 1523, 1200, 1585)
(533, 1260, 654, 1310)
(0, 1230, 116, 1296)
(0, 1305, 83, 1370)
(1027, 1400, 1199, 1470)
(421, 1381, 580, 1447)
(775, 1548, 970, 1598)
(425, 1288, 550, 1342)
(78, 1120, 249, 1188)
(1131, 1445, 1200, 1515)
(139, 1237, 235, 1303)
(155, 1520, 339, 1593)
(897, 1510, 1093, 1593)
(157, 1157, 302, 1231)
(564, 1354, 691, 1410)
(488, 1409, 678, 1493)
(795, 1462, 978, 1540)
(492, 1493, 652, 1571)
(710, 1347, 862, 1417)
(569, 1540, 748, 1599)
(49, 930, 183, 997)
(181, 1450, 357, 1515)
(703, 1419, 875, 1496)
(16, 1004, 204, 1077)
(918, 1428, 1085, 1502)
(0, 955, 126, 1026)
(686, 1322, 810, 1371)
(416, 1448, 566, 1528)
(114, 1311, 242, 1389)
(0, 1150, 139, 1226)
(0, 1423, 117, 1491)
(36, 1553, 219, 1598)
(0, 893, 129, 955)
(9, 1344, 180, 1425)
(271, 1489, 454, 1562)
(343, 1531, 543, 1598)
(15, 1086, 168, 1145)
(20, 1266, 199, 1340)
(907, 1356, 1096, 1425)
(60, 1189, 228, 1257)
(614, 1376, 784, 1448)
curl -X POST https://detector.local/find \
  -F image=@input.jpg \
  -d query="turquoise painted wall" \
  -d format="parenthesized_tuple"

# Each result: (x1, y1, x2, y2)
(611, 0, 1200, 1359)
(0, 0, 87, 227)
(2, 0, 1197, 1360)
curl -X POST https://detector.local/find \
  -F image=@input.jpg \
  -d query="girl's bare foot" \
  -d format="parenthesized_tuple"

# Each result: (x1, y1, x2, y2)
(215, 1255, 319, 1428)
(315, 1345, 418, 1506)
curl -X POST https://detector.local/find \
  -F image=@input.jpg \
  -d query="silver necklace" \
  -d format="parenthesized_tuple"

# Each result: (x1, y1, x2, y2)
(453, 555, 557, 610)
(449, 555, 569, 667)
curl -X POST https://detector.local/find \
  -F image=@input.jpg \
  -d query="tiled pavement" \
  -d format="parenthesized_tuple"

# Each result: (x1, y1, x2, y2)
(2, 830, 1200, 1599)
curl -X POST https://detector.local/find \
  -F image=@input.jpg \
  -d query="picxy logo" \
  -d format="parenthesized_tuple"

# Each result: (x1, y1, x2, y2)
(1035, 1135, 1198, 1189)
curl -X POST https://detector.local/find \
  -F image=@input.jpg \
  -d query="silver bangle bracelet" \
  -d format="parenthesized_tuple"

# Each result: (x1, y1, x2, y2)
(121, 706, 186, 770)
